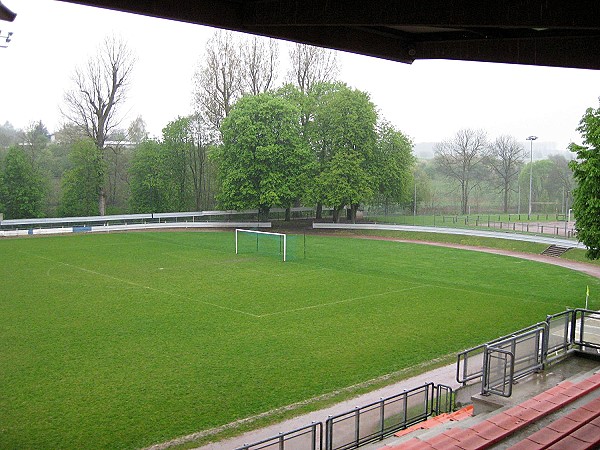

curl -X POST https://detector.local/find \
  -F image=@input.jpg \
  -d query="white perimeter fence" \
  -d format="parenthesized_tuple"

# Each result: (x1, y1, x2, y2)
(313, 222, 587, 249)
(0, 207, 321, 237)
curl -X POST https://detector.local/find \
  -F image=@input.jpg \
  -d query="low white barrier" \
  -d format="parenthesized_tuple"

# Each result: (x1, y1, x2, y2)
(1, 222, 271, 237)
(313, 222, 586, 249)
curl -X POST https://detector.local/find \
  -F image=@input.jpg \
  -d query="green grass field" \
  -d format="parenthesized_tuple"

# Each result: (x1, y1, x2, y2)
(1, 231, 598, 449)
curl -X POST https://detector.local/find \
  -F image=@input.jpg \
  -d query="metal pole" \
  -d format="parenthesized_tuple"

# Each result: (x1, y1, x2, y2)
(527, 136, 537, 219)
(528, 141, 533, 219)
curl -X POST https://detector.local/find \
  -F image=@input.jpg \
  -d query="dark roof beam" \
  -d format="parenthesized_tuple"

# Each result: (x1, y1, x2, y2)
(0, 1, 16, 22)
(244, 24, 417, 64)
(244, 0, 600, 30)
(57, 0, 245, 29)
(415, 35, 600, 70)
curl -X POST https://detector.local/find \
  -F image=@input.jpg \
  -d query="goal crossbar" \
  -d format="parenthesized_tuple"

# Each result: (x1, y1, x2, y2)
(235, 228, 287, 262)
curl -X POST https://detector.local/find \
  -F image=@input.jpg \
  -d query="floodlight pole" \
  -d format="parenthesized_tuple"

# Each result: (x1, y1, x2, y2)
(526, 136, 538, 220)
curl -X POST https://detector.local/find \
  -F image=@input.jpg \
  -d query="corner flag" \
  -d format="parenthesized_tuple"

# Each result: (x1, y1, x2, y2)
(586, 285, 590, 309)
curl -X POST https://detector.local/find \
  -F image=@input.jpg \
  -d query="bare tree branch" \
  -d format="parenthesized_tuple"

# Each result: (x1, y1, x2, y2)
(61, 35, 135, 214)
(193, 30, 242, 134)
(484, 135, 524, 212)
(287, 43, 339, 94)
(434, 129, 487, 214)
(240, 36, 279, 95)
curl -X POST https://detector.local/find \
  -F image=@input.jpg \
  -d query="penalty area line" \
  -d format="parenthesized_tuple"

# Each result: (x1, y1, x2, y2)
(26, 252, 260, 318)
(258, 285, 429, 317)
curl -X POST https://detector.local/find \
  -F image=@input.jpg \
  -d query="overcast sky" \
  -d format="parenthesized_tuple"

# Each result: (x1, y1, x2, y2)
(2, 0, 600, 158)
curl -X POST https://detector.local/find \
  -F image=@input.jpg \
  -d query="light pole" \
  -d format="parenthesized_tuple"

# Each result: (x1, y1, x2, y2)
(526, 135, 538, 219)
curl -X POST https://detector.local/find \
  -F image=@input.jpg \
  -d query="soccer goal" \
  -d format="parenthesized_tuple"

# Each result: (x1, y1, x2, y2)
(235, 229, 288, 262)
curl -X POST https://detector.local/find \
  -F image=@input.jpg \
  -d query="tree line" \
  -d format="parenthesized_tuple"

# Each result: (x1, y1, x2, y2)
(430, 129, 574, 216)
(0, 33, 414, 221)
(0, 32, 580, 227)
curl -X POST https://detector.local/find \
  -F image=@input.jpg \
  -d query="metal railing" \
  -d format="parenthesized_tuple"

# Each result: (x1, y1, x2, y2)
(324, 383, 453, 450)
(475, 220, 575, 238)
(458, 308, 600, 397)
(236, 422, 323, 450)
(544, 310, 576, 363)
(575, 309, 600, 350)
(236, 383, 453, 450)
(483, 347, 515, 397)
(456, 322, 545, 384)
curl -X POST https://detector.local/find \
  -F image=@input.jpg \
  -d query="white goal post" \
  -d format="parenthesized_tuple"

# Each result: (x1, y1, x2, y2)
(235, 229, 287, 262)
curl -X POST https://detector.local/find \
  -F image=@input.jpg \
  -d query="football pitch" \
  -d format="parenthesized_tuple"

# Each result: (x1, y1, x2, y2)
(1, 231, 598, 449)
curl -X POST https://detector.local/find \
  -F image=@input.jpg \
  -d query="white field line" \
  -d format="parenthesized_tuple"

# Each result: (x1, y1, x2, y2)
(257, 285, 427, 317)
(27, 253, 260, 318)
(239, 265, 333, 279)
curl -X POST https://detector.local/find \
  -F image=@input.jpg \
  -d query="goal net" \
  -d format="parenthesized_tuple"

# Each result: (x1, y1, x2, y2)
(235, 229, 303, 262)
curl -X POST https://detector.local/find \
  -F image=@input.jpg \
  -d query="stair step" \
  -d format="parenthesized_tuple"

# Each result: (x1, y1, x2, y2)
(541, 245, 572, 257)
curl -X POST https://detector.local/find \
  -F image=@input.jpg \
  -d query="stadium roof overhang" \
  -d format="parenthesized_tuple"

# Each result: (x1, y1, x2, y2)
(35, 1, 600, 70)
(0, 1, 16, 22)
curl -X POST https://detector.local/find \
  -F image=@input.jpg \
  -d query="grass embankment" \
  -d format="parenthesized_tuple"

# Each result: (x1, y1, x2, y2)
(1, 231, 598, 449)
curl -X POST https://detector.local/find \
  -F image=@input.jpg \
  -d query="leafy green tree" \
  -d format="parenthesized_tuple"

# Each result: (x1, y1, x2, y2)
(188, 114, 219, 210)
(129, 116, 217, 214)
(0, 121, 20, 150)
(317, 150, 372, 222)
(309, 83, 378, 221)
(413, 162, 433, 212)
(518, 159, 559, 214)
(569, 105, 600, 259)
(548, 154, 575, 214)
(127, 116, 148, 144)
(372, 120, 415, 212)
(60, 139, 106, 217)
(21, 121, 51, 170)
(218, 93, 312, 218)
(161, 115, 217, 211)
(162, 117, 194, 211)
(129, 139, 176, 213)
(1, 146, 46, 219)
